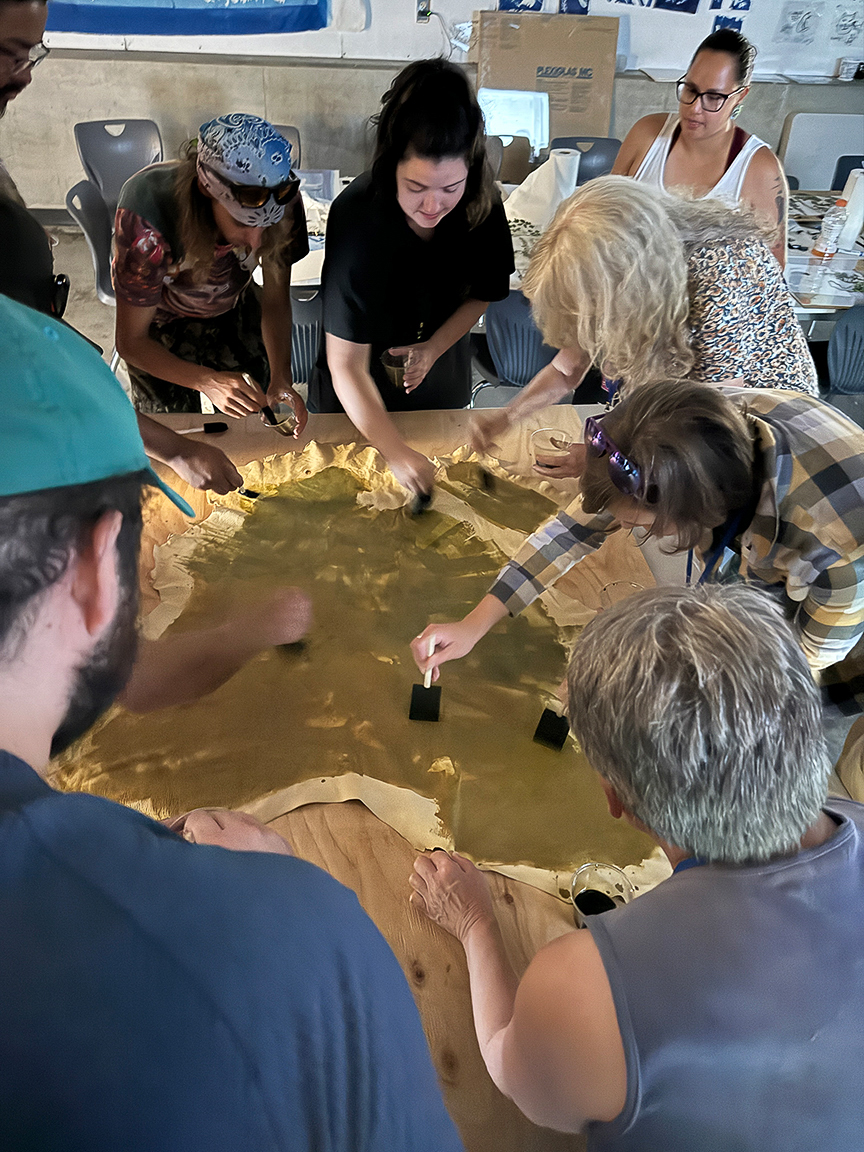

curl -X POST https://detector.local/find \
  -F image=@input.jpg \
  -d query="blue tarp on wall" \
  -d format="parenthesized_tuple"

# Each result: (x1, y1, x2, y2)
(46, 0, 328, 36)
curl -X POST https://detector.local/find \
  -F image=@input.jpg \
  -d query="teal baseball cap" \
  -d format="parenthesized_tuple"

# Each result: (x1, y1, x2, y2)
(0, 296, 194, 515)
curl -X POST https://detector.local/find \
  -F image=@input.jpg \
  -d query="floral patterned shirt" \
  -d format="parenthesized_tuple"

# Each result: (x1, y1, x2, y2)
(687, 239, 818, 396)
(112, 162, 308, 324)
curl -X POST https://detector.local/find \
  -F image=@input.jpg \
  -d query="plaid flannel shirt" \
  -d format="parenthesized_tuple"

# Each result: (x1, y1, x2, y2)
(489, 389, 864, 670)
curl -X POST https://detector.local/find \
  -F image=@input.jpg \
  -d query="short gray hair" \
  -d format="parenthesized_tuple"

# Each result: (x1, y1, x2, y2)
(567, 585, 830, 864)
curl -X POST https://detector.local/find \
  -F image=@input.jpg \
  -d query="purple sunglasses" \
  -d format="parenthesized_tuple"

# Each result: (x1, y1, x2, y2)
(584, 415, 645, 499)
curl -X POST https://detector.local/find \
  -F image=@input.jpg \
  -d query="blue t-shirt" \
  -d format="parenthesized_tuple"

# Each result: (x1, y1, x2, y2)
(0, 751, 463, 1152)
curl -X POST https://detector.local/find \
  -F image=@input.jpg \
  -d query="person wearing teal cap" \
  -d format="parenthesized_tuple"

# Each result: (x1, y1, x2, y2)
(0, 292, 314, 710)
(0, 294, 463, 1152)
(0, 292, 196, 514)
(0, 0, 245, 498)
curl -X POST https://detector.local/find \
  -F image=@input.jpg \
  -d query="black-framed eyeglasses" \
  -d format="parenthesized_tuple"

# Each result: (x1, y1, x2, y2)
(584, 415, 646, 500)
(0, 41, 50, 75)
(202, 163, 299, 210)
(676, 77, 745, 113)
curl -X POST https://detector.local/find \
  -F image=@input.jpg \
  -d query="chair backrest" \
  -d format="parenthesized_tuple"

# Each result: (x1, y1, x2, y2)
(74, 120, 163, 216)
(827, 305, 864, 395)
(549, 136, 621, 185)
(65, 179, 115, 307)
(486, 135, 504, 180)
(832, 155, 864, 192)
(296, 170, 339, 203)
(499, 136, 532, 186)
(778, 112, 864, 190)
(485, 291, 556, 389)
(271, 124, 302, 170)
(290, 287, 322, 386)
(786, 173, 800, 190)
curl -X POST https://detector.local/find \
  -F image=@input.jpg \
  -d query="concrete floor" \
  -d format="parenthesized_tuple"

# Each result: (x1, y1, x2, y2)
(50, 226, 858, 786)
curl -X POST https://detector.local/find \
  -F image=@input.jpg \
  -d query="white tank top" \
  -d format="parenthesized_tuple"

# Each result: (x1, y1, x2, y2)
(634, 112, 771, 207)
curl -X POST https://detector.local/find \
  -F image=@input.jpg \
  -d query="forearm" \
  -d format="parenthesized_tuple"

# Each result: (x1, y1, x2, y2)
(427, 298, 489, 359)
(136, 413, 191, 468)
(118, 330, 211, 393)
(464, 593, 510, 639)
(121, 626, 263, 713)
(506, 356, 589, 424)
(332, 366, 408, 460)
(461, 915, 520, 1089)
(261, 270, 294, 385)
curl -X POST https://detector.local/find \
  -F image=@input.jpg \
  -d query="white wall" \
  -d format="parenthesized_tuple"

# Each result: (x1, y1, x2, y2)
(590, 0, 864, 79)
(45, 0, 862, 77)
(46, 0, 492, 62)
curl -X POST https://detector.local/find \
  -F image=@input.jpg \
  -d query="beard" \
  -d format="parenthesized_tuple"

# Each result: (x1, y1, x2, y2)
(50, 580, 140, 758)
(0, 83, 27, 117)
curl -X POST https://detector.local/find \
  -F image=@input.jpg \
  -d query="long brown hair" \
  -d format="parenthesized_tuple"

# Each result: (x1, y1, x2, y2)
(370, 59, 496, 230)
(173, 141, 299, 283)
(579, 380, 756, 549)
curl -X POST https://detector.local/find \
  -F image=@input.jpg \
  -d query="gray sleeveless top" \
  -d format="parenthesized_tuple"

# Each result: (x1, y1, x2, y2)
(587, 800, 864, 1151)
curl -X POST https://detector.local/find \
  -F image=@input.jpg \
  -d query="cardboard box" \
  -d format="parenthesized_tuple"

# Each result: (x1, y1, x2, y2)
(472, 13, 619, 141)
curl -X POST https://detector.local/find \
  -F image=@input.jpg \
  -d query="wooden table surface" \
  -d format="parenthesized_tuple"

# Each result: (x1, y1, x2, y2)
(141, 406, 651, 1152)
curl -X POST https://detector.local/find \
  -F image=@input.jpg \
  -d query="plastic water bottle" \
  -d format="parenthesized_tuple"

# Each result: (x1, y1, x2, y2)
(811, 198, 849, 260)
(798, 198, 849, 296)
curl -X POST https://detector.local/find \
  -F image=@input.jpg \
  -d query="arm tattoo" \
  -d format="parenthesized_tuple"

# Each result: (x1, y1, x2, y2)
(773, 175, 787, 227)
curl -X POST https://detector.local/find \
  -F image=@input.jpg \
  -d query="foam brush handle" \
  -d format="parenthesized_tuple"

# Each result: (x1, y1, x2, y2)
(424, 635, 435, 690)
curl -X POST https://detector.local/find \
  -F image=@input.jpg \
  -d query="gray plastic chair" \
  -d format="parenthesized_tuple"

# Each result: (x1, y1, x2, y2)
(471, 291, 557, 406)
(486, 135, 504, 180)
(828, 306, 864, 395)
(832, 155, 864, 192)
(271, 124, 301, 170)
(65, 179, 115, 306)
(290, 287, 321, 386)
(549, 136, 622, 185)
(74, 120, 163, 216)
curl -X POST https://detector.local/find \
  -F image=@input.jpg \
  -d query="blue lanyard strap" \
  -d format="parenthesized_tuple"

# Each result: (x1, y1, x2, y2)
(686, 513, 745, 587)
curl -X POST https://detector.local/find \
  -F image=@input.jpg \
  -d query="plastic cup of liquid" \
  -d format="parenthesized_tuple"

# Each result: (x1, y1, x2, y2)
(570, 862, 635, 928)
(531, 427, 572, 470)
(380, 350, 409, 388)
(262, 401, 297, 437)
(600, 581, 645, 609)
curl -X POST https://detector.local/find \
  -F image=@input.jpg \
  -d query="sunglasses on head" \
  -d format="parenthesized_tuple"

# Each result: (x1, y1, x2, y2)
(584, 415, 647, 500)
(202, 164, 299, 209)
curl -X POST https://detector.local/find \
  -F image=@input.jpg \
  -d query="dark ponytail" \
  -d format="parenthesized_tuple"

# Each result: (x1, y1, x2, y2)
(691, 29, 756, 86)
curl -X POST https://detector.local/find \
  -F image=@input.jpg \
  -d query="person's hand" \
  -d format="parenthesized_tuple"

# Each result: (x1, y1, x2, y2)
(233, 586, 313, 650)
(162, 808, 293, 855)
(471, 408, 513, 455)
(266, 381, 309, 438)
(169, 439, 243, 495)
(532, 441, 587, 480)
(409, 850, 495, 943)
(389, 343, 438, 393)
(410, 620, 480, 682)
(389, 446, 436, 496)
(198, 371, 264, 418)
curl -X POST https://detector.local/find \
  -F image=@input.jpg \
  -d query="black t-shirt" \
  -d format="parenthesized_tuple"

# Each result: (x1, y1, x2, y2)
(0, 192, 55, 315)
(307, 171, 514, 413)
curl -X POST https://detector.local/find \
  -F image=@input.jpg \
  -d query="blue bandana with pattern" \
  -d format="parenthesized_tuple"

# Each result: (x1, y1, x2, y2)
(197, 113, 294, 227)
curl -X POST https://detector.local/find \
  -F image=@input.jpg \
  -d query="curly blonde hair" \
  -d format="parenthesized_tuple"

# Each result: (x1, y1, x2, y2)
(523, 176, 764, 388)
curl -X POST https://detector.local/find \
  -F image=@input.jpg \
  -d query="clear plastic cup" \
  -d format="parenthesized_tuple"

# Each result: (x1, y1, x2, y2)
(380, 350, 409, 388)
(531, 427, 572, 469)
(600, 581, 645, 608)
(570, 862, 635, 927)
(262, 401, 297, 437)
